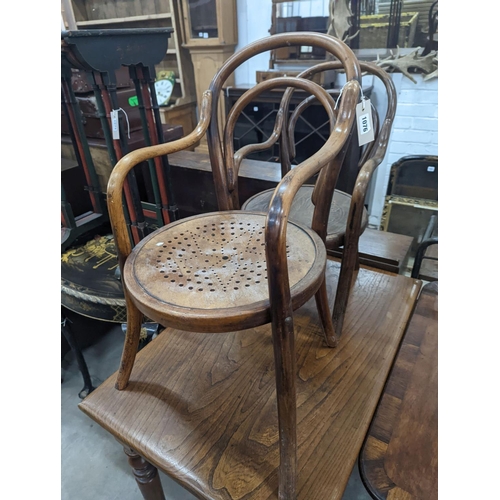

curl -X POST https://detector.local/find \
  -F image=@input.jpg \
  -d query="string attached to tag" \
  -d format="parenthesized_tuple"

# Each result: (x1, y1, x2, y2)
(110, 108, 131, 140)
(359, 86, 366, 110)
(334, 83, 347, 110)
(335, 82, 366, 109)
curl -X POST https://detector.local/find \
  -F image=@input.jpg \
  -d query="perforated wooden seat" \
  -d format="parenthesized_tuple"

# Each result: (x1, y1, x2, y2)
(125, 211, 326, 332)
(242, 187, 368, 248)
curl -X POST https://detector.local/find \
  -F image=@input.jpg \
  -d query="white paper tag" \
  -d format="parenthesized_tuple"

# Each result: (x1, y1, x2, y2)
(110, 109, 120, 140)
(356, 98, 374, 147)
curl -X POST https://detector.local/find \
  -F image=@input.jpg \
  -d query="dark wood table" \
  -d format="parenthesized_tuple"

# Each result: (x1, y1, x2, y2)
(359, 281, 438, 499)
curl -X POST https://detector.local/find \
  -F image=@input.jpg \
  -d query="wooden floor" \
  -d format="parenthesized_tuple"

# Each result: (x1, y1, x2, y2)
(79, 260, 421, 500)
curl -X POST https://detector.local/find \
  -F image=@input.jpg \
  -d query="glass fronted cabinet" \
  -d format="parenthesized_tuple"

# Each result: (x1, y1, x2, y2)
(180, 0, 237, 46)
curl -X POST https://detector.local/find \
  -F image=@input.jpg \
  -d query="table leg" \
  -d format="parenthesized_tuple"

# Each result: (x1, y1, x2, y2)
(61, 314, 94, 399)
(123, 446, 165, 500)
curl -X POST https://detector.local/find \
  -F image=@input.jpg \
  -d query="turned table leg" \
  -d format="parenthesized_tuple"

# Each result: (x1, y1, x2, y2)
(123, 446, 165, 500)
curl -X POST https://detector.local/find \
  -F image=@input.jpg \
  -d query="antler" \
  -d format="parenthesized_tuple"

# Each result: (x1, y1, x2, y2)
(343, 29, 360, 44)
(376, 47, 438, 84)
(423, 53, 438, 81)
(328, 0, 355, 41)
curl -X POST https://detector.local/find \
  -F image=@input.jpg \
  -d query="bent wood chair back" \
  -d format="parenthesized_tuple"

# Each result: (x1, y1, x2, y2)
(282, 61, 395, 241)
(222, 76, 352, 244)
(329, 61, 397, 333)
(206, 32, 361, 211)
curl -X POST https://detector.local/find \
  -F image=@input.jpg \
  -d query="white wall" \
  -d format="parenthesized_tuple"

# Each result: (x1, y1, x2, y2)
(234, 0, 273, 85)
(233, 0, 438, 227)
(368, 73, 438, 227)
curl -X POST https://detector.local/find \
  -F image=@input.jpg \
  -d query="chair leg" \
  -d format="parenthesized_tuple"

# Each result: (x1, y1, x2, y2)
(332, 243, 359, 338)
(115, 293, 143, 390)
(314, 277, 337, 347)
(123, 446, 165, 500)
(271, 315, 297, 500)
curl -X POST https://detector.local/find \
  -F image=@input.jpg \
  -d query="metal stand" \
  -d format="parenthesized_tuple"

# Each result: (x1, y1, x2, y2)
(61, 313, 94, 399)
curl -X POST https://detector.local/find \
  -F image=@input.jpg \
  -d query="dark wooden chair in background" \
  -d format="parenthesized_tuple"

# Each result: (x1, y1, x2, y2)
(80, 32, 363, 500)
(381, 154, 438, 244)
(242, 60, 397, 337)
(411, 213, 438, 281)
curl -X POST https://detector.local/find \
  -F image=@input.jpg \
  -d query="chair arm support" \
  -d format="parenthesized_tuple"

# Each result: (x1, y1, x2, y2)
(224, 77, 337, 199)
(232, 108, 285, 183)
(348, 158, 377, 233)
(287, 93, 339, 163)
(265, 80, 359, 307)
(107, 90, 213, 270)
(344, 112, 395, 241)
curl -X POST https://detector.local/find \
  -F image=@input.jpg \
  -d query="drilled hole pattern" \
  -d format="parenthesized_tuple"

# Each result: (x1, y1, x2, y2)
(131, 213, 318, 309)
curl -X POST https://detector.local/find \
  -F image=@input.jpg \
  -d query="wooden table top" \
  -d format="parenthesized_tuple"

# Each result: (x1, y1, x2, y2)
(329, 228, 414, 274)
(79, 261, 421, 500)
(359, 281, 438, 500)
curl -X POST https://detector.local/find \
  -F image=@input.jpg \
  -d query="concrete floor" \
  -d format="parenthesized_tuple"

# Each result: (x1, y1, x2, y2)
(62, 320, 373, 500)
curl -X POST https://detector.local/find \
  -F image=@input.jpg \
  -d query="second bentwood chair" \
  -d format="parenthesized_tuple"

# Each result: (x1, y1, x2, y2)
(80, 32, 361, 500)
(242, 61, 397, 337)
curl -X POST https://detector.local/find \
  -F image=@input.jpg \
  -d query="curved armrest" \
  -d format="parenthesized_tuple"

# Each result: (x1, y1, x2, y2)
(266, 80, 359, 266)
(231, 108, 285, 181)
(108, 90, 213, 270)
(345, 113, 395, 240)
(343, 63, 397, 243)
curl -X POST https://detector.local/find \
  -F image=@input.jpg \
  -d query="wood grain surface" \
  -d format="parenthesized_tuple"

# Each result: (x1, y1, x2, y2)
(359, 281, 438, 500)
(79, 261, 421, 500)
